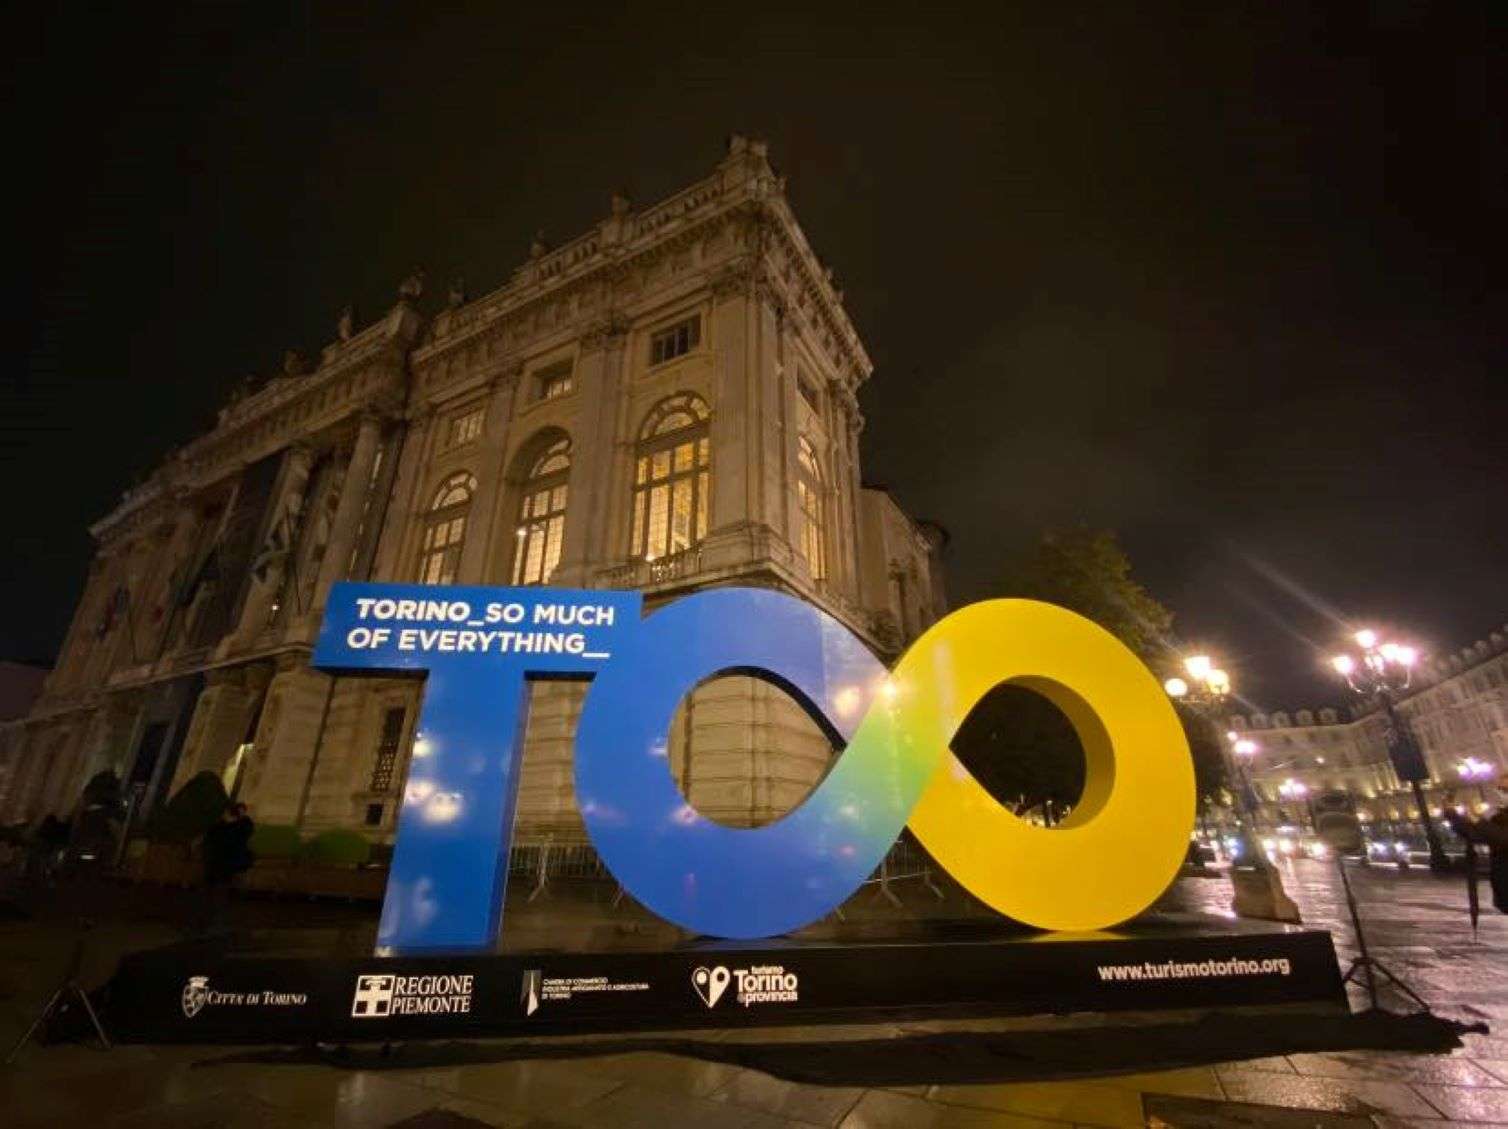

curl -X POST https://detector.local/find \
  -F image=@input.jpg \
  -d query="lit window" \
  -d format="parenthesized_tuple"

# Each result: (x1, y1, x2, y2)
(631, 394, 710, 561)
(511, 437, 571, 585)
(417, 473, 475, 584)
(797, 436, 827, 581)
(537, 362, 574, 401)
(448, 407, 485, 448)
(649, 316, 701, 366)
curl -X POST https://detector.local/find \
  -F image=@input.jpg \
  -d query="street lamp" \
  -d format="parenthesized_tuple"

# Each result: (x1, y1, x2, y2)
(1278, 778, 1310, 831)
(1166, 654, 1300, 922)
(1458, 757, 1495, 809)
(1330, 628, 1450, 873)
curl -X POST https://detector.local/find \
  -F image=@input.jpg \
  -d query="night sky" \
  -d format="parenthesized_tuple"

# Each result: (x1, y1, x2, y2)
(6, 4, 1499, 708)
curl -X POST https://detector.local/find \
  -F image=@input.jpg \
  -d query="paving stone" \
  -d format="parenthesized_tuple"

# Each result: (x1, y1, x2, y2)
(1216, 1072, 1439, 1118)
(1144, 1093, 1373, 1128)
(1286, 1049, 1504, 1086)
(1408, 1081, 1508, 1122)
(928, 1080, 1146, 1127)
(709, 1068, 866, 1125)
(403, 1059, 624, 1116)
(838, 1089, 1058, 1128)
(563, 1080, 796, 1128)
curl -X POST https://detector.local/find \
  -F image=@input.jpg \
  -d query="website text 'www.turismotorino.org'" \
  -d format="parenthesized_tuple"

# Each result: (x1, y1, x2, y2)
(1096, 956, 1292, 982)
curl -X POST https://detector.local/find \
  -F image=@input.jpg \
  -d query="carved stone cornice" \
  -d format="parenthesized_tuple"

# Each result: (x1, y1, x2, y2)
(579, 317, 630, 355)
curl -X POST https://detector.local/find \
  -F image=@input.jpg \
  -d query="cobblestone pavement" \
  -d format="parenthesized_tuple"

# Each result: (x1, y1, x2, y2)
(2, 857, 1506, 1127)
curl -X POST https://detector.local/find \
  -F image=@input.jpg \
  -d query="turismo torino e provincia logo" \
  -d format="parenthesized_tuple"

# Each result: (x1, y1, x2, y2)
(692, 964, 799, 1008)
(315, 583, 1196, 955)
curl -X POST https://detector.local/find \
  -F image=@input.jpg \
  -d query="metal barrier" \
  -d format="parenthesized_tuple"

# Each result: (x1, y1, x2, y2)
(507, 837, 946, 912)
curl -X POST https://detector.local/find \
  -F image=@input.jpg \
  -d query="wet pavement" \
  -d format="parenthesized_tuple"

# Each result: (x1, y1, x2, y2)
(2, 857, 1506, 1127)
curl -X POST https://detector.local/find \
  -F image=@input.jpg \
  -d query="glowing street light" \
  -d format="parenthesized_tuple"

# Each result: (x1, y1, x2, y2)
(1459, 757, 1496, 807)
(1165, 652, 1298, 921)
(1330, 626, 1449, 872)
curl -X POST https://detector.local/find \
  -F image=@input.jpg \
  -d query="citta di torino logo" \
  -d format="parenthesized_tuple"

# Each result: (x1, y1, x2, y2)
(692, 964, 799, 1009)
(180, 975, 306, 1018)
(181, 976, 210, 1018)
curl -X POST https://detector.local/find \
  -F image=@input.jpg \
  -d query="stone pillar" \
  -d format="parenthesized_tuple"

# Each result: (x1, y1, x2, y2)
(553, 324, 626, 585)
(830, 388, 863, 600)
(773, 308, 804, 572)
(234, 444, 314, 646)
(458, 369, 519, 584)
(709, 275, 754, 535)
(239, 655, 335, 826)
(310, 414, 383, 618)
(369, 408, 437, 583)
(169, 668, 258, 790)
(514, 681, 590, 844)
(3, 725, 45, 821)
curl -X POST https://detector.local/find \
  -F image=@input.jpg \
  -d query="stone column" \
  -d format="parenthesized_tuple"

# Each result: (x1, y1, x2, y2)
(709, 272, 754, 535)
(830, 387, 863, 600)
(457, 368, 520, 584)
(369, 407, 437, 582)
(234, 444, 314, 646)
(310, 414, 383, 618)
(169, 668, 258, 790)
(552, 324, 626, 585)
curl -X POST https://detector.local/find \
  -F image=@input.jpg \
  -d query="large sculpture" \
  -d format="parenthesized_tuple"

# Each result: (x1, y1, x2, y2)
(316, 584, 1194, 954)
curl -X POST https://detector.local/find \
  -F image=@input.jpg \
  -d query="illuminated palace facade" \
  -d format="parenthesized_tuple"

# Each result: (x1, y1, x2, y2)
(1227, 624, 1508, 830)
(1, 137, 946, 844)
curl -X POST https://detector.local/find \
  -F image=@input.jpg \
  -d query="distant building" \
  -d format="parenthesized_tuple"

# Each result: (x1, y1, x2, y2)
(0, 137, 946, 843)
(1227, 625, 1508, 830)
(0, 662, 49, 822)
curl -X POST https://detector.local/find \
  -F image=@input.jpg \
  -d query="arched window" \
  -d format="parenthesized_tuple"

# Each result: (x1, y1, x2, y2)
(631, 394, 710, 561)
(511, 436, 571, 585)
(417, 472, 475, 584)
(796, 436, 827, 581)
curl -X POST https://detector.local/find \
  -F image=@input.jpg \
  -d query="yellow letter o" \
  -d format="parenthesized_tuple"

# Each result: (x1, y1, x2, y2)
(898, 599, 1194, 931)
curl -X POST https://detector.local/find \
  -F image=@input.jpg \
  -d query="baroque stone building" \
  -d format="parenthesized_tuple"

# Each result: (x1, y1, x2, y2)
(1227, 624, 1508, 829)
(1, 137, 946, 846)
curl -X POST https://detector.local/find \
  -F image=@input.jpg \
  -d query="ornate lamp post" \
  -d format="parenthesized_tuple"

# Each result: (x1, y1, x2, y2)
(1278, 778, 1311, 831)
(1331, 629, 1451, 873)
(1458, 757, 1495, 808)
(1166, 655, 1300, 922)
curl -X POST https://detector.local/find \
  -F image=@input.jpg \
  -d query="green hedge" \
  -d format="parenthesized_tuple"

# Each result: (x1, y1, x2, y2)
(301, 829, 371, 867)
(248, 823, 303, 860)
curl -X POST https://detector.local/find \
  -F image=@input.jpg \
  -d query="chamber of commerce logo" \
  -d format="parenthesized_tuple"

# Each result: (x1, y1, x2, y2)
(521, 969, 542, 1016)
(692, 964, 797, 1008)
(351, 972, 475, 1018)
(181, 975, 209, 1018)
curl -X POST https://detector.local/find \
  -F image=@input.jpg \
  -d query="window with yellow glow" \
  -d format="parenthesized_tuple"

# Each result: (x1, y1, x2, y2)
(797, 436, 827, 581)
(417, 473, 476, 585)
(631, 394, 710, 561)
(511, 437, 571, 585)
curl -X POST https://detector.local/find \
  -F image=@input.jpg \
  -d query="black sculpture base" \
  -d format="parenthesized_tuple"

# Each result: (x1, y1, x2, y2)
(108, 917, 1344, 1044)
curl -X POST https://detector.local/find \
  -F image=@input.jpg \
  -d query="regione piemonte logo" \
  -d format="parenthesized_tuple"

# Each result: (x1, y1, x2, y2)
(352, 974, 395, 1017)
(181, 975, 209, 1018)
(351, 972, 475, 1017)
